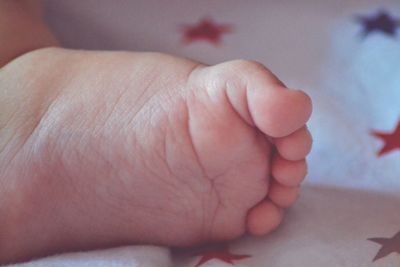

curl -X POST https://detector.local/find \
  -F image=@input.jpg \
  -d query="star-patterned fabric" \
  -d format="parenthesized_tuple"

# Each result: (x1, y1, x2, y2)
(13, 0, 400, 266)
(369, 231, 400, 262)
(372, 121, 400, 156)
(181, 18, 232, 45)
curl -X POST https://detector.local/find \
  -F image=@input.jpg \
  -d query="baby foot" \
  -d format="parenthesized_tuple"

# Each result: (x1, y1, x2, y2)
(0, 48, 311, 263)
(195, 60, 312, 236)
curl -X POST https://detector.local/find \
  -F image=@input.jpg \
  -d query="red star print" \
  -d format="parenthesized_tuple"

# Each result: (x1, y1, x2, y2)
(368, 231, 400, 261)
(371, 120, 400, 156)
(194, 248, 250, 267)
(182, 18, 233, 45)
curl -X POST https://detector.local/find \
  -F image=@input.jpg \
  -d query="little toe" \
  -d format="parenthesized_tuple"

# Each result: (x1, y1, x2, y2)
(247, 200, 284, 236)
(268, 180, 300, 208)
(272, 155, 307, 186)
(274, 126, 312, 161)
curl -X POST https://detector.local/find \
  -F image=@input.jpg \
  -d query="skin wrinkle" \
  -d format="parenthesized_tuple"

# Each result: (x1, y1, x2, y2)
(88, 139, 125, 207)
(52, 112, 123, 216)
(244, 79, 257, 127)
(162, 124, 175, 179)
(0, 54, 33, 157)
(2, 50, 76, 174)
(226, 78, 256, 127)
(203, 73, 258, 185)
(207, 180, 224, 240)
(0, 69, 39, 163)
(123, 86, 158, 132)
(49, 141, 94, 220)
(147, 162, 179, 204)
(0, 123, 25, 173)
(154, 102, 176, 179)
(209, 69, 256, 129)
(157, 170, 197, 220)
(86, 87, 119, 137)
(55, 139, 82, 196)
(118, 54, 194, 132)
(186, 66, 252, 239)
(93, 160, 151, 230)
(102, 104, 162, 211)
(109, 167, 175, 221)
(97, 118, 143, 201)
(214, 161, 266, 210)
(92, 65, 146, 137)
(57, 52, 138, 142)
(94, 139, 118, 177)
(69, 81, 106, 137)
(185, 93, 223, 241)
(169, 109, 211, 240)
(225, 80, 248, 123)
(3, 83, 62, 174)
(167, 106, 201, 195)
(0, 102, 20, 157)
(114, 155, 158, 214)
(187, 68, 268, 239)
(54, 159, 103, 233)
(160, 135, 199, 220)
(137, 137, 187, 216)
(161, 102, 214, 231)
(236, 61, 280, 131)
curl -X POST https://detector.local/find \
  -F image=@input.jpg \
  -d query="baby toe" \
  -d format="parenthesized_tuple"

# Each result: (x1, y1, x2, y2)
(268, 180, 300, 208)
(271, 154, 307, 186)
(246, 200, 284, 236)
(274, 126, 312, 161)
(249, 87, 312, 138)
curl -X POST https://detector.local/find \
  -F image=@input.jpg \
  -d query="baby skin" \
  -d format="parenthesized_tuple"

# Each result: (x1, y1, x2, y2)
(0, 2, 312, 265)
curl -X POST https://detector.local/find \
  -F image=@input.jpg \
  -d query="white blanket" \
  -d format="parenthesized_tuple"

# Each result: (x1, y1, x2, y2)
(11, 0, 400, 266)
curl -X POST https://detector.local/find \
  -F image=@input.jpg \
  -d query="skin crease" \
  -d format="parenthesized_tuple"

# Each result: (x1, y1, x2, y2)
(0, 1, 312, 264)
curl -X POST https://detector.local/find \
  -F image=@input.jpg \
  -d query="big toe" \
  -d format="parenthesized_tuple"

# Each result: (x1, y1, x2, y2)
(248, 82, 312, 138)
(198, 60, 312, 137)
